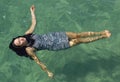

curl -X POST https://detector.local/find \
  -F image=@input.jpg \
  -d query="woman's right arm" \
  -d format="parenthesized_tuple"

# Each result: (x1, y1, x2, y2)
(25, 47, 53, 78)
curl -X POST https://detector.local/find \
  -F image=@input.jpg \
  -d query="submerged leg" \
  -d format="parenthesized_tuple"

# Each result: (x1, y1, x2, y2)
(69, 32, 111, 46)
(66, 30, 110, 39)
(77, 30, 110, 37)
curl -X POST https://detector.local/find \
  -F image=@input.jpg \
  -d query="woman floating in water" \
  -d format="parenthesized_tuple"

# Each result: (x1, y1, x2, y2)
(9, 5, 111, 78)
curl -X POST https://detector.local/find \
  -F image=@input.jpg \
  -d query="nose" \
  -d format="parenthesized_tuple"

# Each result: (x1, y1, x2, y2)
(20, 38, 25, 41)
(21, 38, 24, 41)
(19, 38, 25, 45)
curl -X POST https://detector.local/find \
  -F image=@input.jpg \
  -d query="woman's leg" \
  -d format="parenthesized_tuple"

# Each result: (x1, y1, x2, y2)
(66, 30, 109, 39)
(69, 32, 111, 46)
(76, 30, 108, 37)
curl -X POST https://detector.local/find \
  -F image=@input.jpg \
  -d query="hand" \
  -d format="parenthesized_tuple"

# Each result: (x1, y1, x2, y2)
(47, 71, 54, 78)
(30, 5, 35, 12)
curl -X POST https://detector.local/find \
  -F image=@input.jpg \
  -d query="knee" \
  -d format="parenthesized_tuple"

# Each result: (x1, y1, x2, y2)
(69, 39, 78, 46)
(69, 41, 75, 46)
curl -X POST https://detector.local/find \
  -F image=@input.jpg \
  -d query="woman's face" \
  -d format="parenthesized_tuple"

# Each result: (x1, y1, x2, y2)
(13, 37, 27, 47)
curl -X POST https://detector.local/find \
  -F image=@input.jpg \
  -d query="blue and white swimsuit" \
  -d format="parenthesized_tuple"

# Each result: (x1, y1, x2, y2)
(31, 32, 70, 51)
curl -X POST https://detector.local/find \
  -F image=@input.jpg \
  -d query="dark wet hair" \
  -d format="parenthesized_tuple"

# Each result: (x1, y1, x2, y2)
(9, 34, 34, 60)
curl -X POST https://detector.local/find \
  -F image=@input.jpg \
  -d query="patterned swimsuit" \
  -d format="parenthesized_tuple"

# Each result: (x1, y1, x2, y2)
(31, 32, 70, 51)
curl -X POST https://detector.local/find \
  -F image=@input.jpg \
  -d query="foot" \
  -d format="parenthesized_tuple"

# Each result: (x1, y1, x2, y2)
(100, 30, 109, 35)
(102, 30, 111, 38)
(105, 32, 111, 38)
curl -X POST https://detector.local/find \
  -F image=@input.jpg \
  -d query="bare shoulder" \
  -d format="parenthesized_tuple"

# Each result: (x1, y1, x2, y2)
(25, 47, 35, 52)
(25, 47, 36, 57)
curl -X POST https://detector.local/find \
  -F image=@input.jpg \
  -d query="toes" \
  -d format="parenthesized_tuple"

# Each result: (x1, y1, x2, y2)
(106, 32, 111, 38)
(104, 30, 109, 33)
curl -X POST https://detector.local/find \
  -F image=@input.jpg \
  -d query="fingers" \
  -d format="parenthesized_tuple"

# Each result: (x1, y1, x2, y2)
(30, 5, 35, 11)
(47, 71, 54, 78)
(31, 5, 35, 10)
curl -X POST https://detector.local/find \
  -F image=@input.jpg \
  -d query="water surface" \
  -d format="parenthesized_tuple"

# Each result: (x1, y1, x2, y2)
(0, 0, 120, 82)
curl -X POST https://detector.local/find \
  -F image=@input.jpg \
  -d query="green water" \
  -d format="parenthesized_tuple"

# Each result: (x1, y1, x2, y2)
(0, 0, 120, 82)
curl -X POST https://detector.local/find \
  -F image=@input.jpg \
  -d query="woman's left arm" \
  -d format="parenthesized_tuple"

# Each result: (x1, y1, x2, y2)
(25, 47, 53, 78)
(25, 5, 36, 35)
